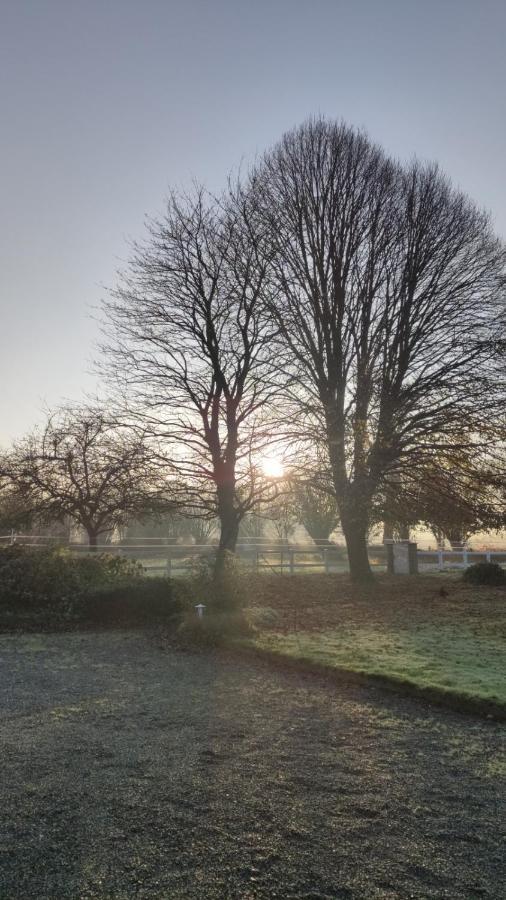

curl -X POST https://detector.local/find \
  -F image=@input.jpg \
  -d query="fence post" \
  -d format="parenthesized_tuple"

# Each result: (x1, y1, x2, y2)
(289, 549, 295, 575)
(166, 554, 172, 577)
(256, 549, 259, 572)
(462, 546, 469, 568)
(323, 548, 329, 574)
(486, 551, 491, 563)
(437, 548, 444, 571)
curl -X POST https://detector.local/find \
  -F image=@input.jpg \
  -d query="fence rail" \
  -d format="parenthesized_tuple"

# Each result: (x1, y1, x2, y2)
(1, 534, 505, 575)
(418, 549, 506, 570)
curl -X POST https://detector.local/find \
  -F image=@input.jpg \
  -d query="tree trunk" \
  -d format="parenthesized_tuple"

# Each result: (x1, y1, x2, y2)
(382, 520, 394, 543)
(341, 516, 374, 582)
(214, 481, 240, 577)
(326, 415, 374, 583)
(338, 483, 375, 583)
(87, 528, 99, 551)
(217, 512, 240, 555)
(446, 528, 467, 550)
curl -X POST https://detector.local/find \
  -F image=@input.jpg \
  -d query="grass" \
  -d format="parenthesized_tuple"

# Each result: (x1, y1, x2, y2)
(254, 624, 505, 705)
(241, 573, 506, 715)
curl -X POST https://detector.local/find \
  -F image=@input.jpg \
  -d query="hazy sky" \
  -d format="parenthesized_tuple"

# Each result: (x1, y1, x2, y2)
(1, 0, 505, 442)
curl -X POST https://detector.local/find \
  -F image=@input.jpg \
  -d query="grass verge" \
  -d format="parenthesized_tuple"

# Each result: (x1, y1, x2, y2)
(240, 573, 506, 720)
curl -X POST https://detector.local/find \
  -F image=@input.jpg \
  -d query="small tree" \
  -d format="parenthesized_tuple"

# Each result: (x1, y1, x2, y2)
(291, 477, 339, 545)
(3, 407, 167, 548)
(268, 494, 298, 544)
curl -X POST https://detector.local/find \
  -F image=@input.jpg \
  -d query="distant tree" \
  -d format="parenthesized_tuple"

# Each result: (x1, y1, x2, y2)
(268, 494, 298, 544)
(291, 476, 339, 545)
(376, 450, 504, 547)
(238, 512, 265, 540)
(418, 464, 502, 548)
(256, 118, 505, 580)
(0, 483, 34, 534)
(178, 509, 218, 545)
(2, 407, 167, 548)
(127, 507, 217, 544)
(103, 183, 279, 570)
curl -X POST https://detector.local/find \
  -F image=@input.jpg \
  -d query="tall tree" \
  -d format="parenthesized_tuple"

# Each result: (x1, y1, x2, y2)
(2, 407, 165, 547)
(256, 118, 505, 581)
(103, 185, 278, 567)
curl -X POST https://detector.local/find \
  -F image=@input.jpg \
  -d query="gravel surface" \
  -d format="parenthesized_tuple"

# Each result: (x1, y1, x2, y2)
(0, 630, 504, 899)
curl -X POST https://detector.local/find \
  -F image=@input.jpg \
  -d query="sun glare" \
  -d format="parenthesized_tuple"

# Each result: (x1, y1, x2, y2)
(261, 456, 284, 478)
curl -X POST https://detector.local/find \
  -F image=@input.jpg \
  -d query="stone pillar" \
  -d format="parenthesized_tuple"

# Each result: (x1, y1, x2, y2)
(392, 540, 418, 575)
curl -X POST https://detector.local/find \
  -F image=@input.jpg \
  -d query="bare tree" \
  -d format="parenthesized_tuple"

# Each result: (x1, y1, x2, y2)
(268, 494, 299, 545)
(256, 118, 505, 581)
(126, 505, 218, 544)
(0, 482, 34, 534)
(238, 512, 265, 540)
(2, 407, 166, 548)
(102, 183, 279, 568)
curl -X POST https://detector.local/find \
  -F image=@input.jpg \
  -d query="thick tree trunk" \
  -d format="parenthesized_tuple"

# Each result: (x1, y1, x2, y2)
(341, 515, 374, 582)
(338, 482, 375, 583)
(326, 411, 374, 583)
(87, 528, 99, 551)
(217, 512, 240, 555)
(214, 481, 240, 577)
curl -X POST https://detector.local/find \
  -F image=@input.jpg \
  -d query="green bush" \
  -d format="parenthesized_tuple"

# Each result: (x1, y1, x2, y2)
(0, 545, 153, 628)
(187, 550, 250, 613)
(174, 551, 254, 646)
(84, 577, 186, 626)
(463, 561, 506, 586)
(0, 546, 86, 617)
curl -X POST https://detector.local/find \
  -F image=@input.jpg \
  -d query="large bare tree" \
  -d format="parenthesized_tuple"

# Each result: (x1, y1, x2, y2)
(2, 407, 165, 547)
(103, 184, 279, 565)
(256, 118, 505, 581)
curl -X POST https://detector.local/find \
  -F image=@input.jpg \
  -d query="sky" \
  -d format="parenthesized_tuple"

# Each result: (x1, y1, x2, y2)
(1, 0, 505, 443)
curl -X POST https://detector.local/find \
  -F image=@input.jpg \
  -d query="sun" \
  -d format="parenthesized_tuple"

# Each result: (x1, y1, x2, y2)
(261, 455, 284, 479)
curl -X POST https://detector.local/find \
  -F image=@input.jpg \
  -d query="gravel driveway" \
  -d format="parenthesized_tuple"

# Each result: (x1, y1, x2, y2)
(0, 631, 504, 899)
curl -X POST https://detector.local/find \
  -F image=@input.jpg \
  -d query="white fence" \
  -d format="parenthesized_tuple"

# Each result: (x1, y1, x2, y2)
(0, 535, 351, 575)
(1, 534, 505, 575)
(418, 548, 506, 571)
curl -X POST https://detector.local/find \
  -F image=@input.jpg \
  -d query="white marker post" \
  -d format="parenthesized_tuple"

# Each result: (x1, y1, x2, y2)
(195, 603, 206, 618)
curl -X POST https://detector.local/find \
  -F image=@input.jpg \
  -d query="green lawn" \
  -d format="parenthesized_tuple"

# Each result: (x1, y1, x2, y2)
(254, 623, 506, 706)
(243, 573, 506, 713)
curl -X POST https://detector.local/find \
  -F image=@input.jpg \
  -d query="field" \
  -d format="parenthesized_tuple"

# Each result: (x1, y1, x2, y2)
(244, 574, 506, 713)
(1, 630, 505, 899)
